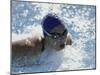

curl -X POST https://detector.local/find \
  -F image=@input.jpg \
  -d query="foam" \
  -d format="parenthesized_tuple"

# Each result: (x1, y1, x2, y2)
(12, 25, 44, 42)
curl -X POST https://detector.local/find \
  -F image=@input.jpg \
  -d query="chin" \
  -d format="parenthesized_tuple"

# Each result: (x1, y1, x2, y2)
(54, 46, 65, 51)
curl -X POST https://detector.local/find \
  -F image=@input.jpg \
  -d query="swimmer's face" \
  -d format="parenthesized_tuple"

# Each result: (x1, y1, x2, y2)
(45, 25, 67, 50)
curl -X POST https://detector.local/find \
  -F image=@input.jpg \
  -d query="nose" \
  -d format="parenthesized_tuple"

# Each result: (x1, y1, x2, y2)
(60, 44, 65, 49)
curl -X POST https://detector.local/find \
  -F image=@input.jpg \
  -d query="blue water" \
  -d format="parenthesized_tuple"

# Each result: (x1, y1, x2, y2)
(11, 1, 96, 74)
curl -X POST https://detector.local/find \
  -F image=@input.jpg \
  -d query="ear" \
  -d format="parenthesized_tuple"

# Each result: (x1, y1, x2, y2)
(66, 32, 72, 45)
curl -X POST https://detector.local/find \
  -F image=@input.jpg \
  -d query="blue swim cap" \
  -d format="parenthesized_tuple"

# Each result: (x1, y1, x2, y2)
(42, 14, 63, 36)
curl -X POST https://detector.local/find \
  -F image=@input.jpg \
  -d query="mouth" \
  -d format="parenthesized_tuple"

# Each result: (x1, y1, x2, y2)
(60, 44, 65, 49)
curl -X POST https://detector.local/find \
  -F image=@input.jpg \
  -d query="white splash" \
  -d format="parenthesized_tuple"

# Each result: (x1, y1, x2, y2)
(12, 25, 44, 42)
(36, 46, 86, 71)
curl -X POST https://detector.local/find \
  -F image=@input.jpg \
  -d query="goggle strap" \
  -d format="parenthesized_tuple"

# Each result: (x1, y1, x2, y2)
(43, 29, 52, 37)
